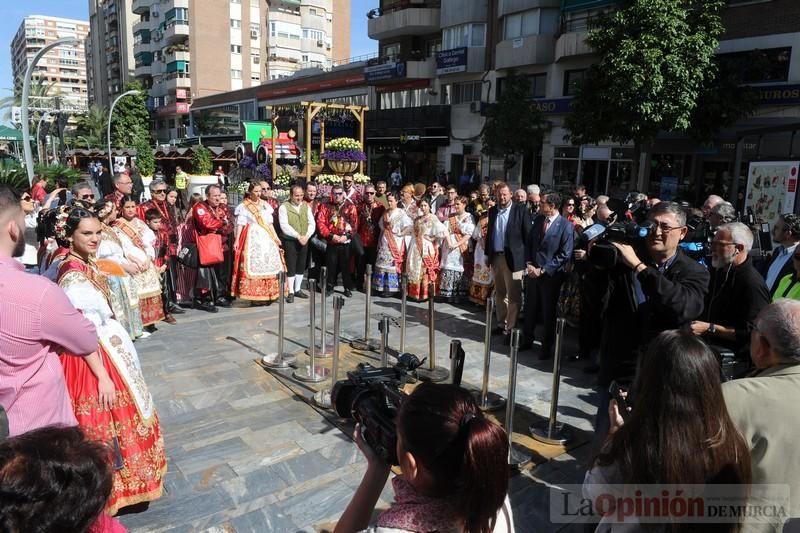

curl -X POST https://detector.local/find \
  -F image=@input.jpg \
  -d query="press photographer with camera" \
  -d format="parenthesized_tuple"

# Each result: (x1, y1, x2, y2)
(593, 202, 709, 447)
(334, 383, 513, 533)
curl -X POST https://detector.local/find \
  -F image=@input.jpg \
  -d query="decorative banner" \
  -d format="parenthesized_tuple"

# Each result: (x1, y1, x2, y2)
(744, 161, 800, 228)
(435, 47, 467, 75)
(364, 61, 407, 82)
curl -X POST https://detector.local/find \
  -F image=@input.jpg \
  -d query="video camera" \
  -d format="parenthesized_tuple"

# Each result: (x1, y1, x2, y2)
(580, 219, 656, 269)
(331, 352, 424, 465)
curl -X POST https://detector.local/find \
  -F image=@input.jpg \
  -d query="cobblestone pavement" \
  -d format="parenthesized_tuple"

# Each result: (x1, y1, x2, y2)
(117, 288, 599, 532)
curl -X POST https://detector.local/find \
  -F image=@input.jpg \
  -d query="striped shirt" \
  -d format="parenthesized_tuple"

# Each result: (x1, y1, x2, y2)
(0, 258, 98, 436)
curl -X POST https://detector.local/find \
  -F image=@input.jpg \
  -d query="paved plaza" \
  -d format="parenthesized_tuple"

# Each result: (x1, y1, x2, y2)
(117, 288, 599, 532)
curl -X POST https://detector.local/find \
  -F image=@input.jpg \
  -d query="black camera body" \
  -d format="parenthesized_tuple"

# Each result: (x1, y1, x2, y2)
(580, 220, 655, 269)
(331, 353, 424, 465)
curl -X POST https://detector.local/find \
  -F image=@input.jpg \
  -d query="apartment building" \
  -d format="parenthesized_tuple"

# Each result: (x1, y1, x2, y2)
(86, 0, 137, 109)
(361, 0, 800, 201)
(10, 15, 90, 111)
(122, 0, 347, 142)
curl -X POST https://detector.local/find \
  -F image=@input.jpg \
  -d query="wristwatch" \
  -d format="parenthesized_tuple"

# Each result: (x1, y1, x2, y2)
(707, 323, 716, 335)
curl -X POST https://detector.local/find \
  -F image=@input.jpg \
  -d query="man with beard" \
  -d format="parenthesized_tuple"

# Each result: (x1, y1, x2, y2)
(0, 186, 98, 437)
(690, 222, 770, 367)
(763, 213, 800, 295)
(341, 175, 361, 206)
(316, 184, 359, 297)
(356, 183, 385, 289)
(192, 184, 231, 312)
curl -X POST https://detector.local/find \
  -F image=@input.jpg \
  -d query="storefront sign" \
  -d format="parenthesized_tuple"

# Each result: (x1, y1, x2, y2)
(364, 61, 407, 82)
(435, 48, 467, 75)
(757, 84, 800, 106)
(532, 97, 574, 114)
(744, 161, 800, 227)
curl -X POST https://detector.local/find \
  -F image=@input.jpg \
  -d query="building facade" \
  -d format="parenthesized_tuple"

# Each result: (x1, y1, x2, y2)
(86, 0, 137, 109)
(119, 0, 348, 143)
(10, 15, 90, 111)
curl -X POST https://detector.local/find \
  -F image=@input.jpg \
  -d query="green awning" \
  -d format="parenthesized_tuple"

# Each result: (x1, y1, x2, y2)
(0, 125, 23, 141)
(561, 0, 616, 12)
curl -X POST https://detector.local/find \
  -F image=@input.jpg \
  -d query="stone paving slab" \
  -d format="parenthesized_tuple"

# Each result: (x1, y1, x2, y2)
(118, 290, 599, 532)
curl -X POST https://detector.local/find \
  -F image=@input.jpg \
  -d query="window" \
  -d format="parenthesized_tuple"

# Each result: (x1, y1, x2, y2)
(504, 10, 539, 40)
(251, 73, 260, 81)
(230, 19, 241, 29)
(301, 54, 308, 62)
(497, 74, 547, 99)
(563, 69, 586, 96)
(303, 29, 325, 40)
(442, 23, 486, 49)
(452, 81, 482, 104)
(231, 0, 240, 3)
(717, 47, 792, 83)
(309, 8, 317, 15)
(231, 44, 242, 53)
(250, 22, 260, 34)
(231, 69, 242, 79)
(383, 43, 400, 59)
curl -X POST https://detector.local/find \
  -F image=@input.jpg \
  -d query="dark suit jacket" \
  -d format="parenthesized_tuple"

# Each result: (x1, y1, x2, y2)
(763, 245, 797, 296)
(485, 203, 532, 272)
(99, 171, 114, 196)
(527, 215, 574, 276)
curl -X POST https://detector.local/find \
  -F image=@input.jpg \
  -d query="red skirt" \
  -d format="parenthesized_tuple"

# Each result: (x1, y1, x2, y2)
(60, 347, 166, 515)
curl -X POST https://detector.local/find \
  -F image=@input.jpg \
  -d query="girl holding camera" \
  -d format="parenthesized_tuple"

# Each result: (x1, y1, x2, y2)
(335, 383, 514, 533)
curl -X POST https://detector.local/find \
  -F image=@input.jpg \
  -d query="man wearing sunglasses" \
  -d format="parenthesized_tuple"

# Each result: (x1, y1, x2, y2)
(356, 184, 385, 288)
(316, 184, 359, 297)
(341, 175, 361, 206)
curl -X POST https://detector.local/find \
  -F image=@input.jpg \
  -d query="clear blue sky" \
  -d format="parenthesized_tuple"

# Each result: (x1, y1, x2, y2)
(0, 0, 377, 119)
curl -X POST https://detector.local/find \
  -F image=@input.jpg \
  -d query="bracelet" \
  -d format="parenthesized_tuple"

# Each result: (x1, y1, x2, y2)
(634, 262, 645, 272)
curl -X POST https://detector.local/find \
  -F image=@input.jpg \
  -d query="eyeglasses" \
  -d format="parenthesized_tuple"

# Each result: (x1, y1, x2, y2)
(654, 223, 685, 234)
(365, 191, 376, 195)
(566, 203, 575, 207)
(711, 240, 736, 248)
(20, 195, 32, 201)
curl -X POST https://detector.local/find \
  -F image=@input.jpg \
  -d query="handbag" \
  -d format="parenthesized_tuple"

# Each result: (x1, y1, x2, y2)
(196, 231, 224, 266)
(176, 242, 199, 268)
(310, 234, 327, 254)
(350, 233, 365, 257)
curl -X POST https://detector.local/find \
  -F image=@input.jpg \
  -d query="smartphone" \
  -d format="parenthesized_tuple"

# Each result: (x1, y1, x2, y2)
(608, 380, 632, 421)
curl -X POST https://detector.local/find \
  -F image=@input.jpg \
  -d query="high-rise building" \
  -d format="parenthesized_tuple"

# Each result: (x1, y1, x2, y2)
(122, 0, 350, 143)
(86, 0, 137, 109)
(10, 15, 90, 111)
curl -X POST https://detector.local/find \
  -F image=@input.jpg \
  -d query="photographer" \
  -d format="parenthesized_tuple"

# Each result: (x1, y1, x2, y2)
(595, 202, 709, 445)
(335, 383, 513, 533)
(690, 222, 770, 365)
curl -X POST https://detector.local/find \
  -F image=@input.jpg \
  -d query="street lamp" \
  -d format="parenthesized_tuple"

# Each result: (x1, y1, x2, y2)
(107, 90, 141, 174)
(36, 112, 52, 165)
(22, 36, 79, 186)
(77, 135, 91, 150)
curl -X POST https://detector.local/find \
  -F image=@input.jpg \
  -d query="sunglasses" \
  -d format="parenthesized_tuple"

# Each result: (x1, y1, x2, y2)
(21, 195, 32, 201)
(81, 193, 96, 199)
(153, 189, 167, 194)
(333, 192, 344, 196)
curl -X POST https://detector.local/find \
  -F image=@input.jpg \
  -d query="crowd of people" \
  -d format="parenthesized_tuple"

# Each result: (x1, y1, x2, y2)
(5, 161, 800, 531)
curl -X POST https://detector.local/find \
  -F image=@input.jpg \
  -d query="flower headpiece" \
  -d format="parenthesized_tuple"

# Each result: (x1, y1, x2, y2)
(97, 201, 114, 221)
(53, 205, 71, 241)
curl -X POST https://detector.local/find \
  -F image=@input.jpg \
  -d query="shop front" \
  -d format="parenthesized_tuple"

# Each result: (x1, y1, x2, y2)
(550, 144, 634, 198)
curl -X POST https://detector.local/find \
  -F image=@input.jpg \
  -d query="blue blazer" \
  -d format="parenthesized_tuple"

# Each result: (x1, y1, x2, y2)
(527, 215, 575, 276)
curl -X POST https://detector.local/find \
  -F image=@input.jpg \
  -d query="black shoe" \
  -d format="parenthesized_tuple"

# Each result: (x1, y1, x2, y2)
(294, 290, 309, 299)
(215, 297, 232, 308)
(286, 293, 294, 303)
(343, 289, 353, 298)
(196, 300, 218, 313)
(381, 290, 391, 298)
(167, 304, 186, 314)
(583, 364, 599, 375)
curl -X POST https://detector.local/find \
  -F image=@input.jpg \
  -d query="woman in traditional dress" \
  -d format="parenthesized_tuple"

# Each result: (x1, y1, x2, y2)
(96, 201, 144, 339)
(438, 196, 476, 303)
(55, 207, 166, 515)
(468, 207, 494, 306)
(399, 184, 419, 220)
(230, 181, 286, 303)
(114, 196, 166, 330)
(372, 192, 413, 297)
(175, 193, 202, 304)
(406, 198, 448, 302)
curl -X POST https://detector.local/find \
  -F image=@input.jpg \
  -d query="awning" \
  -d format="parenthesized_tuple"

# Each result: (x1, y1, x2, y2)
(0, 125, 23, 141)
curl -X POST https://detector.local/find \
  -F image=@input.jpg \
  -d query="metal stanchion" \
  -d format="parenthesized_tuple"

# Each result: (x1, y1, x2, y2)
(379, 316, 390, 366)
(472, 293, 506, 411)
(262, 271, 296, 368)
(449, 340, 465, 387)
(308, 267, 333, 358)
(506, 328, 531, 468)
(416, 281, 449, 382)
(294, 278, 328, 383)
(313, 295, 344, 408)
(351, 264, 380, 351)
(531, 318, 571, 445)
(399, 274, 408, 352)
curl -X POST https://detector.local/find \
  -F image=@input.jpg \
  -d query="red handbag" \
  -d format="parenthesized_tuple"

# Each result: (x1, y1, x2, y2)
(195, 231, 224, 266)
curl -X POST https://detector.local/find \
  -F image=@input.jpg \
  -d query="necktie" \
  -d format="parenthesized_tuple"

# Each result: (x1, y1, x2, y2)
(542, 217, 550, 237)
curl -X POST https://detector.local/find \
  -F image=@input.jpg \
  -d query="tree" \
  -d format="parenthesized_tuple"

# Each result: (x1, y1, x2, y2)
(193, 110, 224, 136)
(110, 80, 150, 148)
(565, 0, 725, 181)
(133, 136, 155, 177)
(74, 104, 108, 148)
(191, 145, 213, 175)
(0, 74, 56, 123)
(481, 72, 548, 180)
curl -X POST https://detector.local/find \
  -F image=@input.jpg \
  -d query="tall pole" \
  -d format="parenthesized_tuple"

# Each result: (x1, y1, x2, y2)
(22, 36, 79, 186)
(107, 90, 140, 173)
(36, 113, 51, 165)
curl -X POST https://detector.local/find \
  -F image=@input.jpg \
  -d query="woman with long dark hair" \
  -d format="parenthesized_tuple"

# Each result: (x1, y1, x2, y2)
(584, 329, 751, 531)
(335, 383, 513, 533)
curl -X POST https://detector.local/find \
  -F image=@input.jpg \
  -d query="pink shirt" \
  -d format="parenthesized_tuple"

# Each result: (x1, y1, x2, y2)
(0, 258, 98, 436)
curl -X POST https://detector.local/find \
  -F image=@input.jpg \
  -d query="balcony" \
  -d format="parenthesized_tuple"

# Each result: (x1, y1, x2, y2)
(132, 0, 150, 14)
(157, 102, 190, 117)
(368, 2, 441, 40)
(163, 20, 190, 45)
(495, 35, 555, 69)
(555, 31, 592, 61)
(134, 64, 153, 78)
(162, 71, 191, 91)
(132, 19, 151, 36)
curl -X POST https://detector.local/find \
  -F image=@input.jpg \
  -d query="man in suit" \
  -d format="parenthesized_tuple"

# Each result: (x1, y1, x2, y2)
(521, 191, 574, 358)
(723, 299, 800, 531)
(484, 183, 532, 338)
(763, 213, 800, 295)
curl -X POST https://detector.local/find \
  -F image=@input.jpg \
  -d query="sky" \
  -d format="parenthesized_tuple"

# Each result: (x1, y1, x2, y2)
(0, 0, 377, 117)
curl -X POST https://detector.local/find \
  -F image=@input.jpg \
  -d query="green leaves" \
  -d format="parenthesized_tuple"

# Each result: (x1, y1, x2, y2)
(133, 136, 156, 177)
(110, 80, 150, 149)
(191, 145, 213, 176)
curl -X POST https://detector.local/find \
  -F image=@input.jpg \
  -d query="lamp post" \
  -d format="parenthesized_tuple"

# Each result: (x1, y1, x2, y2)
(107, 90, 140, 174)
(77, 135, 91, 150)
(22, 36, 79, 186)
(36, 112, 52, 165)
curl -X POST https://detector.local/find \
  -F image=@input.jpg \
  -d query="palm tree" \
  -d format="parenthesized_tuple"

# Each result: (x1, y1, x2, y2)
(0, 74, 57, 123)
(74, 104, 108, 149)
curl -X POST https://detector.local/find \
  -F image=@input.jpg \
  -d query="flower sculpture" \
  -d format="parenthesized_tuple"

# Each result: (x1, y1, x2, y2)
(321, 137, 367, 164)
(353, 173, 371, 185)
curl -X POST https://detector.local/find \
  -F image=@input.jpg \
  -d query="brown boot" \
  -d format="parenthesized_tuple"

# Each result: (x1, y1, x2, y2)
(164, 314, 177, 325)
